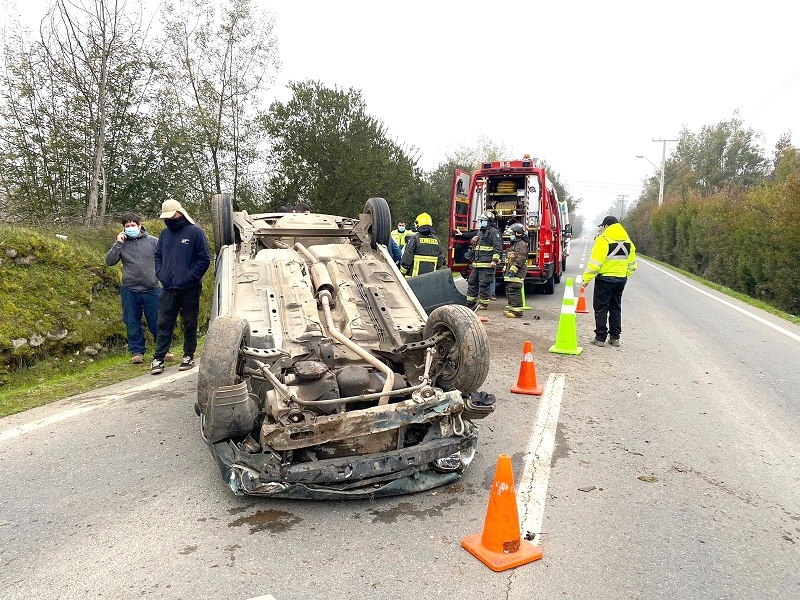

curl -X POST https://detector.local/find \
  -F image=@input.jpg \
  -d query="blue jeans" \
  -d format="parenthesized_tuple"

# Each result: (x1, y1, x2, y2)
(121, 287, 161, 355)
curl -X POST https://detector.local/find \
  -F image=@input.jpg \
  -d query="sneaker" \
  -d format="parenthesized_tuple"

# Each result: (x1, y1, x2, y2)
(178, 356, 195, 371)
(504, 310, 521, 318)
(476, 304, 488, 311)
(490, 295, 498, 301)
(150, 359, 165, 375)
(590, 338, 605, 347)
(130, 354, 144, 364)
(609, 337, 620, 347)
(165, 351, 175, 362)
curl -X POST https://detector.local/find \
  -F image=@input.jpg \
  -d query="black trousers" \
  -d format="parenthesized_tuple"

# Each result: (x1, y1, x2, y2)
(155, 285, 202, 360)
(467, 267, 494, 305)
(592, 277, 626, 340)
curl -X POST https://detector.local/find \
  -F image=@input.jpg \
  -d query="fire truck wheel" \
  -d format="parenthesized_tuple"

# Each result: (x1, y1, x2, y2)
(423, 304, 489, 395)
(364, 197, 391, 249)
(543, 273, 555, 295)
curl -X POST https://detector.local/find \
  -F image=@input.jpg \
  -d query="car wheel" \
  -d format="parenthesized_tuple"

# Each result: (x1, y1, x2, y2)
(423, 304, 489, 394)
(197, 316, 250, 413)
(543, 273, 555, 295)
(211, 193, 235, 255)
(554, 271, 561, 284)
(364, 197, 391, 249)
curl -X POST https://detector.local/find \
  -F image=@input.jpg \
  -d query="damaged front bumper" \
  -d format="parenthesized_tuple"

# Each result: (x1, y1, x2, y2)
(205, 430, 479, 500)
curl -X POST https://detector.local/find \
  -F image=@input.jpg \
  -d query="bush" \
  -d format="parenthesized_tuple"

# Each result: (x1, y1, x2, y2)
(0, 221, 214, 380)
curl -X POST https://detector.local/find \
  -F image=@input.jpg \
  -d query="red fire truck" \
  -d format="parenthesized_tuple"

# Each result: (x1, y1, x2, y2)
(448, 155, 571, 294)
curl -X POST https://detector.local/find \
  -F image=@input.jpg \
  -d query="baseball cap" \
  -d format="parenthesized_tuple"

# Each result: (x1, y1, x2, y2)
(598, 215, 619, 227)
(159, 199, 195, 224)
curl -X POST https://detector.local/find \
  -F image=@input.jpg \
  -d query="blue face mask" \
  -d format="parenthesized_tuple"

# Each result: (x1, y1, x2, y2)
(480, 220, 488, 228)
(124, 226, 140, 238)
(398, 226, 405, 233)
(509, 234, 517, 241)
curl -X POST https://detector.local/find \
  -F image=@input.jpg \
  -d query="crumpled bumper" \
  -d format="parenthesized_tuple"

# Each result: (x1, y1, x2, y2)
(205, 430, 479, 500)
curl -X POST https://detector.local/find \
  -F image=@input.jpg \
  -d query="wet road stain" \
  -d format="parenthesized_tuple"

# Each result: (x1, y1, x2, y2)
(178, 545, 198, 555)
(228, 509, 302, 534)
(369, 498, 460, 524)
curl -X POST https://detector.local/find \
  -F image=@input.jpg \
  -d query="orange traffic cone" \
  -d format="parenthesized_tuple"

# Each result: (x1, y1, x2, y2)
(576, 285, 589, 314)
(510, 341, 543, 396)
(461, 454, 543, 571)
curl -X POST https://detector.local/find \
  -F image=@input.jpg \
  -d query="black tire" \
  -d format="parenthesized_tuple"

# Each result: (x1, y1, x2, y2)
(211, 193, 235, 255)
(543, 273, 555, 295)
(197, 316, 250, 413)
(364, 197, 391, 249)
(561, 256, 567, 272)
(423, 304, 489, 394)
(554, 271, 561, 284)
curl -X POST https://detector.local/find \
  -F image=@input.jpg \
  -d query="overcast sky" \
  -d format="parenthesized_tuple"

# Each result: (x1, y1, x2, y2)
(265, 0, 800, 223)
(8, 1, 800, 224)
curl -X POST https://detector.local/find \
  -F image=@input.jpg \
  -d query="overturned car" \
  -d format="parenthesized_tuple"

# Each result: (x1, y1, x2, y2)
(197, 195, 492, 499)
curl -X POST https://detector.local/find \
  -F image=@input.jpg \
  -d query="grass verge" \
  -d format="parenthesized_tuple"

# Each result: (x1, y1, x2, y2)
(0, 338, 204, 418)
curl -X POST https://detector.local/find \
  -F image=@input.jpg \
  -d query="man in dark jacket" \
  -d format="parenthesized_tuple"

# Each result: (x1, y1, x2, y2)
(105, 212, 171, 364)
(466, 212, 502, 310)
(150, 200, 211, 375)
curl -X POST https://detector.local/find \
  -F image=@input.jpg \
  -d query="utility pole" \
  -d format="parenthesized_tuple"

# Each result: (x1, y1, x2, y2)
(652, 138, 678, 206)
(617, 195, 629, 219)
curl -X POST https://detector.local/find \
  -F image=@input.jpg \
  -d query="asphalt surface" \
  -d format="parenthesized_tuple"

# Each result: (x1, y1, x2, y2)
(1, 236, 798, 599)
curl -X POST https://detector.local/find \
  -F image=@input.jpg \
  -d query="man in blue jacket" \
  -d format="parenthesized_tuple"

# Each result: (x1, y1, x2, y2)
(150, 200, 211, 375)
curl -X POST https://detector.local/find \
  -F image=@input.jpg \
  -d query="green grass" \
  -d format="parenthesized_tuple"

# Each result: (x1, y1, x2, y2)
(642, 255, 800, 325)
(0, 337, 205, 418)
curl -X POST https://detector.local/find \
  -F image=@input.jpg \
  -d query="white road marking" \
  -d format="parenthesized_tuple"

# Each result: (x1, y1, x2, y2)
(517, 372, 566, 539)
(0, 369, 195, 444)
(643, 260, 800, 343)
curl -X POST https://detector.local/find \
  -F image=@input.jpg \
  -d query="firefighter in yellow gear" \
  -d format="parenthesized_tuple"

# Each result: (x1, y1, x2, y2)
(503, 223, 529, 318)
(582, 215, 637, 347)
(399, 213, 446, 277)
(466, 212, 502, 310)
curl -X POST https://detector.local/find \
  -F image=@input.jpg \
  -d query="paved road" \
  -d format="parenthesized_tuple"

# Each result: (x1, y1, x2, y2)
(1, 237, 798, 599)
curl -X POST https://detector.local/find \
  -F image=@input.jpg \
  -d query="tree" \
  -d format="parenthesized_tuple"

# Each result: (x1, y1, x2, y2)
(262, 80, 424, 219)
(0, 0, 160, 224)
(670, 114, 768, 198)
(159, 0, 279, 210)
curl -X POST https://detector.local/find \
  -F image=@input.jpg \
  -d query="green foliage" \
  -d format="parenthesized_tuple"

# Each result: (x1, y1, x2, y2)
(627, 134, 800, 316)
(669, 114, 768, 198)
(0, 222, 214, 381)
(262, 80, 425, 220)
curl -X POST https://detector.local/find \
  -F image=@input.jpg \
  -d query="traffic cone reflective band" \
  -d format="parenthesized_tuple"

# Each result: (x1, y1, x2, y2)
(549, 278, 583, 355)
(511, 341, 543, 396)
(576, 284, 589, 314)
(461, 454, 543, 571)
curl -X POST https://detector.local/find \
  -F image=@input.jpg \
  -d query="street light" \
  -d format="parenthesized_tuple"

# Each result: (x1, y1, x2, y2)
(636, 154, 665, 206)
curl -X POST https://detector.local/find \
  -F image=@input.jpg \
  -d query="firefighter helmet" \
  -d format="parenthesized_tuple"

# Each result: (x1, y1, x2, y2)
(415, 212, 432, 227)
(509, 222, 525, 236)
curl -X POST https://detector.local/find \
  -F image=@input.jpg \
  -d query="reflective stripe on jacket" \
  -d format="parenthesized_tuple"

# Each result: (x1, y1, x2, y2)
(503, 238, 528, 283)
(399, 228, 446, 277)
(473, 225, 502, 268)
(582, 223, 637, 284)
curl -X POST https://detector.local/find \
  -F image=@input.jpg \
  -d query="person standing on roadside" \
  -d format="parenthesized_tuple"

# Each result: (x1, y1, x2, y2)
(582, 215, 637, 347)
(390, 221, 408, 254)
(502, 223, 529, 318)
(466, 212, 502, 310)
(150, 200, 211, 375)
(105, 212, 173, 364)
